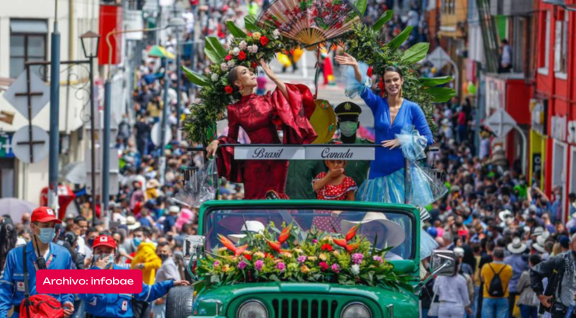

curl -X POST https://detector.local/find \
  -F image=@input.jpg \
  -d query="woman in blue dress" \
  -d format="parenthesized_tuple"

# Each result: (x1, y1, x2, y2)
(335, 53, 447, 259)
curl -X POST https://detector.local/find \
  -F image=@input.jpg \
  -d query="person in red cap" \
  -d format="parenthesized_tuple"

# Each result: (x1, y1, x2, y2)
(80, 235, 189, 318)
(0, 206, 75, 318)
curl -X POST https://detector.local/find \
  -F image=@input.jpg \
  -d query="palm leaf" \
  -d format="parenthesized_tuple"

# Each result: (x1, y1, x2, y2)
(244, 15, 260, 32)
(387, 26, 413, 52)
(424, 87, 457, 103)
(401, 42, 429, 64)
(182, 66, 210, 87)
(354, 0, 367, 15)
(204, 37, 228, 63)
(419, 76, 453, 87)
(372, 11, 393, 32)
(226, 21, 247, 38)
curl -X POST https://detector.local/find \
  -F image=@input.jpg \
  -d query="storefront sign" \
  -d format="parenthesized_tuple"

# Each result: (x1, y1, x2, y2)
(485, 76, 506, 117)
(0, 133, 14, 158)
(234, 146, 305, 160)
(551, 116, 567, 142)
(532, 153, 542, 174)
(305, 147, 375, 160)
(531, 99, 547, 135)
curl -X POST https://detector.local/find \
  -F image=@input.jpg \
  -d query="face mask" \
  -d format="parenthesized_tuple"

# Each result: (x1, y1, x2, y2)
(94, 254, 114, 266)
(159, 254, 169, 262)
(88, 239, 95, 247)
(38, 228, 56, 244)
(133, 237, 142, 247)
(339, 121, 358, 137)
(166, 191, 173, 197)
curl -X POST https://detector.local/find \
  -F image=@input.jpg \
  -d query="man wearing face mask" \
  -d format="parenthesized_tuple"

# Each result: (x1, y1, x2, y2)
(130, 227, 161, 318)
(334, 102, 372, 188)
(152, 242, 180, 318)
(0, 207, 75, 318)
(81, 235, 189, 318)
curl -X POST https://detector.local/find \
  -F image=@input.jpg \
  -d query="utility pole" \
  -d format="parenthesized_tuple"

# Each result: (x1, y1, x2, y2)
(159, 71, 170, 185)
(48, 0, 61, 212)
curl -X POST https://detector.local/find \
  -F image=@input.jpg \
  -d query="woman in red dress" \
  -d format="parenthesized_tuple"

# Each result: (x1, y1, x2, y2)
(206, 59, 317, 199)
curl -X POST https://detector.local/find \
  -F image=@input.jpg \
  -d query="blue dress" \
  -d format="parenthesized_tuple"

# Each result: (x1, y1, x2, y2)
(343, 63, 447, 258)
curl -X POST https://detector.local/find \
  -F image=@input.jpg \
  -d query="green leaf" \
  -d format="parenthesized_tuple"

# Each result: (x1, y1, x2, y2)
(181, 66, 210, 87)
(354, 0, 367, 15)
(424, 87, 457, 103)
(419, 76, 453, 87)
(210, 274, 220, 283)
(400, 42, 429, 64)
(204, 37, 228, 63)
(244, 15, 260, 32)
(372, 11, 393, 32)
(387, 26, 413, 52)
(226, 21, 247, 38)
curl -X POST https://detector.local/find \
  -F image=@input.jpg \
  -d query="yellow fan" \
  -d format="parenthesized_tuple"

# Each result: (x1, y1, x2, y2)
(310, 99, 337, 144)
(258, 0, 361, 50)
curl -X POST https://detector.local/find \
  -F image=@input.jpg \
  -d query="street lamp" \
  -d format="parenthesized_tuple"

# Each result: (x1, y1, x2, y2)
(80, 30, 101, 226)
(543, 0, 576, 11)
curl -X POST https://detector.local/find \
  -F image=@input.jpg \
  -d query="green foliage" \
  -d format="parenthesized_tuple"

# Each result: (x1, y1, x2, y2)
(419, 76, 453, 87)
(387, 26, 413, 52)
(401, 43, 429, 64)
(226, 21, 247, 38)
(354, 0, 367, 15)
(372, 11, 393, 32)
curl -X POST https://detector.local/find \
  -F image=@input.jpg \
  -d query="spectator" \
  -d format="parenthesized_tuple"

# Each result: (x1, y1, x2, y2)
(163, 206, 180, 234)
(516, 254, 541, 318)
(504, 237, 529, 317)
(131, 227, 162, 318)
(433, 259, 473, 318)
(481, 247, 513, 318)
(152, 242, 181, 318)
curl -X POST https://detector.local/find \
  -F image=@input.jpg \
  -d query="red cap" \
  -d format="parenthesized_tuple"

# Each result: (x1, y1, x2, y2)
(31, 207, 62, 224)
(92, 235, 117, 249)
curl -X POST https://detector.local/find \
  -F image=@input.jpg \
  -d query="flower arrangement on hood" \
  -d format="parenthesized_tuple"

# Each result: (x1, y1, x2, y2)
(196, 221, 412, 291)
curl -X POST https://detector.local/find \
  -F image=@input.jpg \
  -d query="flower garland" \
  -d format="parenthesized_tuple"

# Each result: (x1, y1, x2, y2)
(197, 222, 413, 290)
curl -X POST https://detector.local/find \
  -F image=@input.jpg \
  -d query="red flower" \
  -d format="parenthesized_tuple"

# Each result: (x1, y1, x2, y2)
(244, 254, 252, 261)
(333, 238, 348, 249)
(335, 22, 343, 29)
(367, 66, 373, 77)
(250, 61, 258, 69)
(247, 32, 253, 36)
(345, 224, 360, 242)
(278, 224, 292, 244)
(321, 244, 333, 251)
(225, 55, 232, 61)
(224, 85, 234, 94)
(260, 36, 270, 47)
(319, 262, 329, 271)
(267, 239, 282, 252)
(238, 51, 247, 61)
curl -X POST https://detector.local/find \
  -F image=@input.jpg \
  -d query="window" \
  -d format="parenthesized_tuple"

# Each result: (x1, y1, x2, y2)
(9, 19, 48, 79)
(554, 10, 569, 77)
(538, 11, 550, 74)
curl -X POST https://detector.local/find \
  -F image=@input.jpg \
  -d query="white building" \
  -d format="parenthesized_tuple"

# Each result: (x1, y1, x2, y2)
(0, 0, 100, 203)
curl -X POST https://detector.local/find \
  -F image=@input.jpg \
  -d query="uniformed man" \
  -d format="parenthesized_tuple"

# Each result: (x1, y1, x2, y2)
(0, 207, 75, 318)
(334, 101, 372, 188)
(81, 235, 189, 318)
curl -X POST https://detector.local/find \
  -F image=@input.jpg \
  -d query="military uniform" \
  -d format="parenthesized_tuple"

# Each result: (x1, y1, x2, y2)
(285, 160, 326, 199)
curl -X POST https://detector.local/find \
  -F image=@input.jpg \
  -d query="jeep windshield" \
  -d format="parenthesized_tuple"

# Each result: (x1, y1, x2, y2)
(203, 208, 415, 260)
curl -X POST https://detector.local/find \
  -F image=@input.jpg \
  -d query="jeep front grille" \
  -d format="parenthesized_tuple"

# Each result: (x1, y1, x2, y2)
(271, 298, 338, 318)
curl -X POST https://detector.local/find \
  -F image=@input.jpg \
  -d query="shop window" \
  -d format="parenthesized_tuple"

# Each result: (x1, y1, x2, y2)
(554, 10, 569, 77)
(9, 19, 48, 79)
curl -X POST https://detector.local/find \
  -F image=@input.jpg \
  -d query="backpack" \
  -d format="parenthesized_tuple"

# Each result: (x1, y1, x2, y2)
(19, 246, 64, 318)
(487, 263, 507, 297)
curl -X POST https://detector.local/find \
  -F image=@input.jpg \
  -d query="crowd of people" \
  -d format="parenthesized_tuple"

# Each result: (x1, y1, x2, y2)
(1, 0, 574, 318)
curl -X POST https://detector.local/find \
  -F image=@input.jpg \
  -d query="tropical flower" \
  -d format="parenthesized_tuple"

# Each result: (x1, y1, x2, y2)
(351, 264, 360, 275)
(331, 264, 341, 273)
(232, 47, 240, 56)
(319, 262, 329, 271)
(352, 253, 364, 265)
(239, 40, 248, 50)
(238, 260, 247, 270)
(276, 262, 286, 272)
(297, 255, 307, 263)
(255, 260, 264, 271)
(211, 73, 219, 82)
(220, 63, 229, 72)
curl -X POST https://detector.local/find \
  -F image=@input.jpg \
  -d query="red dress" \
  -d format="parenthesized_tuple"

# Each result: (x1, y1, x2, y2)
(216, 84, 317, 199)
(311, 172, 357, 232)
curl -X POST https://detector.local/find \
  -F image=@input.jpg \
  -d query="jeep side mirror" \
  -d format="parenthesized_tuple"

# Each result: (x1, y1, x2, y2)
(414, 250, 457, 295)
(429, 250, 457, 277)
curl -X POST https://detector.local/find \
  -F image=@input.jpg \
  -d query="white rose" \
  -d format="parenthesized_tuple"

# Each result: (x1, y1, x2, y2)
(220, 63, 229, 72)
(273, 29, 281, 39)
(351, 264, 360, 275)
(232, 47, 240, 56)
(239, 41, 247, 50)
(227, 60, 236, 68)
(249, 45, 259, 54)
(211, 73, 219, 82)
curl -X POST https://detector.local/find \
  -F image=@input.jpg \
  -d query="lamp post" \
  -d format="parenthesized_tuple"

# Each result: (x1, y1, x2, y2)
(101, 18, 185, 216)
(80, 31, 101, 227)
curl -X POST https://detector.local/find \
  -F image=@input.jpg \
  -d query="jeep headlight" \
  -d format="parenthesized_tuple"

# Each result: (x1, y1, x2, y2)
(341, 302, 371, 318)
(237, 300, 268, 318)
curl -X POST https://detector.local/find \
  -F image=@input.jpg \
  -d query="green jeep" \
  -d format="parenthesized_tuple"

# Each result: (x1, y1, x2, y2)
(166, 200, 456, 318)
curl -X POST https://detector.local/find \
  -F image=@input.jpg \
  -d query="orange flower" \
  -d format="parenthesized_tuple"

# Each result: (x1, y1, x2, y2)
(218, 234, 237, 253)
(235, 244, 248, 257)
(278, 224, 292, 244)
(345, 224, 360, 242)
(267, 240, 282, 252)
(333, 238, 348, 249)
(346, 243, 360, 253)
